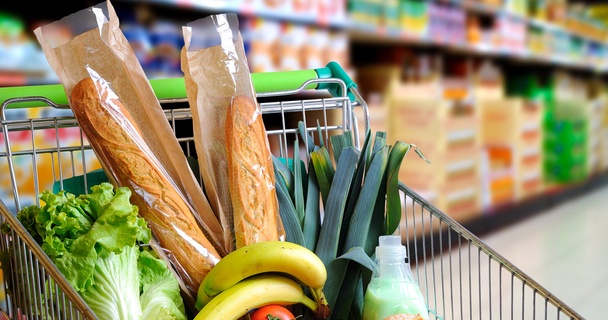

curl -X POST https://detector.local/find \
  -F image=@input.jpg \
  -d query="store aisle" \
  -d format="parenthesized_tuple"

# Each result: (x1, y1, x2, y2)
(479, 184, 608, 320)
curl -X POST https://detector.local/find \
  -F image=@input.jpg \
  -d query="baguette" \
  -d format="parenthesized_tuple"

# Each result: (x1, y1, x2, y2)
(70, 77, 221, 295)
(226, 95, 280, 248)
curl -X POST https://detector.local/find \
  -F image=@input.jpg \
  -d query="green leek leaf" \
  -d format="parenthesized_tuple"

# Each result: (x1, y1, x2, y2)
(272, 156, 295, 196)
(314, 147, 358, 267)
(330, 131, 354, 165)
(274, 168, 305, 246)
(342, 146, 389, 252)
(366, 171, 388, 256)
(340, 129, 372, 251)
(337, 246, 376, 272)
(316, 121, 325, 148)
(302, 159, 320, 252)
(310, 146, 335, 207)
(293, 139, 305, 226)
(351, 274, 365, 320)
(324, 247, 375, 310)
(385, 141, 411, 235)
(297, 121, 317, 153)
(332, 264, 361, 319)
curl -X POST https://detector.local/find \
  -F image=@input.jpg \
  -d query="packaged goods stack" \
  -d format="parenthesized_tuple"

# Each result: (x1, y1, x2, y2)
(587, 80, 607, 176)
(543, 72, 589, 185)
(358, 55, 482, 224)
(427, 2, 467, 46)
(504, 0, 528, 17)
(494, 13, 528, 56)
(477, 62, 514, 209)
(400, 0, 429, 37)
(479, 64, 544, 207)
(603, 90, 608, 171)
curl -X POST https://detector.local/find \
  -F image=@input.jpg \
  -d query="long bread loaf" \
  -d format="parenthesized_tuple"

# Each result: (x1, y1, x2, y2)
(70, 78, 221, 295)
(226, 95, 280, 248)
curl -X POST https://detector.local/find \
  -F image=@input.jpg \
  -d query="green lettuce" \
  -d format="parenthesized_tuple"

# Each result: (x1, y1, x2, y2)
(15, 182, 186, 320)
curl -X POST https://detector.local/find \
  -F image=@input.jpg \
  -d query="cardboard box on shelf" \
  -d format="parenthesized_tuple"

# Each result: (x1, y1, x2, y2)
(390, 95, 482, 223)
(480, 144, 515, 209)
(357, 62, 482, 223)
(588, 97, 606, 175)
(479, 97, 545, 202)
(601, 94, 608, 171)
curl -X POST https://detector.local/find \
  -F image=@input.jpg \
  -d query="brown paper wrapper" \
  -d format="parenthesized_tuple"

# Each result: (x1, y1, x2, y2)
(181, 13, 285, 251)
(33, 0, 225, 304)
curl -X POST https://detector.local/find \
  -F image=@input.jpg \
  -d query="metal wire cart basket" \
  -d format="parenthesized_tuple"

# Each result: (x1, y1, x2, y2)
(0, 66, 584, 319)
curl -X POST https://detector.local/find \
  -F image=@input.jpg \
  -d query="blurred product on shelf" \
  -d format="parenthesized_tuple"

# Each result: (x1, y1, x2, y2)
(242, 17, 282, 72)
(243, 0, 347, 25)
(353, 42, 608, 224)
(585, 80, 606, 176)
(495, 14, 527, 55)
(357, 54, 483, 224)
(0, 12, 56, 86)
(348, 0, 608, 72)
(505, 0, 528, 17)
(603, 91, 608, 171)
(477, 62, 545, 206)
(428, 2, 467, 46)
(280, 22, 309, 70)
(242, 17, 350, 73)
(540, 72, 590, 185)
(348, 0, 382, 28)
(148, 20, 183, 78)
(400, 0, 429, 36)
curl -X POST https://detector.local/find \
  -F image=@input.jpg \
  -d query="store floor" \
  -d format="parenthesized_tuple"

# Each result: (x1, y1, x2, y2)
(476, 184, 608, 319)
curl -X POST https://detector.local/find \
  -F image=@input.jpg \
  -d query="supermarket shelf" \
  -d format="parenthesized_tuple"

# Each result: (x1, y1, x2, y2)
(458, 0, 606, 44)
(2, 0, 608, 86)
(119, 0, 349, 28)
(349, 24, 608, 74)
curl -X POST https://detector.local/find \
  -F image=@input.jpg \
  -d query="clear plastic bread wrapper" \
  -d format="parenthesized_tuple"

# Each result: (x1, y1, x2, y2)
(33, 0, 225, 305)
(181, 13, 285, 252)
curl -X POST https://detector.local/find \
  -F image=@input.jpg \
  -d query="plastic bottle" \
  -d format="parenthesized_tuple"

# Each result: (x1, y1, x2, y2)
(362, 235, 429, 320)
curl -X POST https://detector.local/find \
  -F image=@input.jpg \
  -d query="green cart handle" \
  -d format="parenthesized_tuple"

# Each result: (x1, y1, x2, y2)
(252, 61, 357, 100)
(0, 61, 357, 109)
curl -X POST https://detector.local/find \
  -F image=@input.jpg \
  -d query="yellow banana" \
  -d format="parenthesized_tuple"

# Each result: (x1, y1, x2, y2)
(196, 241, 328, 310)
(193, 274, 319, 320)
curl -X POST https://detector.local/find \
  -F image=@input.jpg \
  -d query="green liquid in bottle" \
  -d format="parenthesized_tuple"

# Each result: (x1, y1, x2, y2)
(362, 277, 429, 320)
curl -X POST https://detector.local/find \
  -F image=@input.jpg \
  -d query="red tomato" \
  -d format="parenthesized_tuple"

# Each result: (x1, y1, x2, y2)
(249, 305, 295, 320)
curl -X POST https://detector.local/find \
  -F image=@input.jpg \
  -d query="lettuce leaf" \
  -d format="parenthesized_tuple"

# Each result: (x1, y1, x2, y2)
(139, 250, 187, 320)
(15, 182, 186, 320)
(80, 245, 142, 320)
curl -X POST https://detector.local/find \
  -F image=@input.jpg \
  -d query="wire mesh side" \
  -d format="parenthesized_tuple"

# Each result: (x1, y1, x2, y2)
(261, 95, 355, 160)
(398, 183, 583, 320)
(0, 200, 95, 319)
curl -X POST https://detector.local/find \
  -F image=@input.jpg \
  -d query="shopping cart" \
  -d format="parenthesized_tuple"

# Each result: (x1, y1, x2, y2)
(0, 63, 584, 320)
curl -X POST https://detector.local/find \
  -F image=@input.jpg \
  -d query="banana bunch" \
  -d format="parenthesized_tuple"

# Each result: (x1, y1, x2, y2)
(194, 241, 331, 320)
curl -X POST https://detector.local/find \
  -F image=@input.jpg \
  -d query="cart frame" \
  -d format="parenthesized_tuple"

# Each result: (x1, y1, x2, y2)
(0, 76, 584, 320)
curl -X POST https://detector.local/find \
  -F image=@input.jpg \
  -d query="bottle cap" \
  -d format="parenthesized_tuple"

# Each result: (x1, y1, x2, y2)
(376, 235, 407, 261)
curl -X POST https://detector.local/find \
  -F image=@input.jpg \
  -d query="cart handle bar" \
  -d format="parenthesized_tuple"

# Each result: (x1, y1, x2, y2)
(0, 61, 357, 109)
